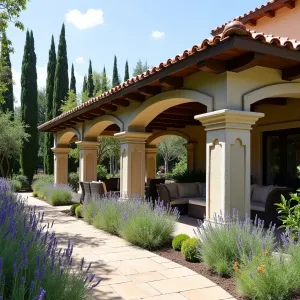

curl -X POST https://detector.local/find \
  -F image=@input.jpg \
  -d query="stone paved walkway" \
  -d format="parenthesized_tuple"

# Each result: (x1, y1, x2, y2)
(21, 193, 235, 300)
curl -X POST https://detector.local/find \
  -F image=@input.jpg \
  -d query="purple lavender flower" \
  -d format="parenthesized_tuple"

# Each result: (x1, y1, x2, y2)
(20, 276, 25, 285)
(86, 262, 92, 274)
(38, 288, 46, 300)
(80, 257, 85, 270)
(90, 278, 102, 289)
(0, 257, 3, 275)
(29, 281, 35, 293)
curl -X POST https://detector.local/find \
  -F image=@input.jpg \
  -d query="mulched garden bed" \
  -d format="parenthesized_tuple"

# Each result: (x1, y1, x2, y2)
(153, 245, 300, 300)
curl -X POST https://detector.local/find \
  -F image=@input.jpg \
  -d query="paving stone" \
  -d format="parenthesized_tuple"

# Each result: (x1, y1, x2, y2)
(150, 256, 170, 264)
(111, 282, 160, 299)
(159, 267, 197, 278)
(129, 271, 166, 283)
(98, 270, 132, 286)
(91, 285, 124, 300)
(161, 262, 182, 269)
(182, 286, 233, 300)
(119, 258, 167, 273)
(149, 275, 215, 294)
(143, 294, 188, 300)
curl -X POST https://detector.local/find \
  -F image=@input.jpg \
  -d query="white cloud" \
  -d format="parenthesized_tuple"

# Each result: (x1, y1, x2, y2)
(75, 56, 85, 64)
(65, 9, 104, 30)
(151, 30, 165, 39)
(37, 66, 47, 88)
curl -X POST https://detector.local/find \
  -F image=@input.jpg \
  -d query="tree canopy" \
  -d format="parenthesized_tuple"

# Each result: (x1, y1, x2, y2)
(112, 55, 120, 87)
(70, 63, 76, 94)
(124, 60, 129, 82)
(61, 90, 77, 113)
(132, 59, 151, 76)
(87, 60, 94, 97)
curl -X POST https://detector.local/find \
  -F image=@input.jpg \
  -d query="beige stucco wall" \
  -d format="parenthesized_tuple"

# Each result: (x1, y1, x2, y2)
(245, 4, 300, 39)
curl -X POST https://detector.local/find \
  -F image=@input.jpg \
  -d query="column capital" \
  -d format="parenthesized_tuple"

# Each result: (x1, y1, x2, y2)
(145, 146, 158, 154)
(51, 147, 71, 154)
(76, 141, 100, 150)
(114, 131, 151, 144)
(184, 142, 196, 150)
(195, 109, 264, 131)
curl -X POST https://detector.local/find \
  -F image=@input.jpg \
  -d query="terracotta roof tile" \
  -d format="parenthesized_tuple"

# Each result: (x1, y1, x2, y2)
(211, 0, 297, 35)
(39, 21, 300, 131)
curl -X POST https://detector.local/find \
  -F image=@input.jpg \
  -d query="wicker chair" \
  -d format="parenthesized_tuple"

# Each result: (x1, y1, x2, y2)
(90, 181, 106, 198)
(146, 178, 165, 205)
(80, 181, 91, 203)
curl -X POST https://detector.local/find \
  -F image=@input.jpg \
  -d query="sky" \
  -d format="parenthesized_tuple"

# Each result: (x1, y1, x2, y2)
(7, 0, 268, 106)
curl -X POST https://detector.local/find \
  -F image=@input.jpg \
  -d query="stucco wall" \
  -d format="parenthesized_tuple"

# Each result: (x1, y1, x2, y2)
(245, 4, 300, 39)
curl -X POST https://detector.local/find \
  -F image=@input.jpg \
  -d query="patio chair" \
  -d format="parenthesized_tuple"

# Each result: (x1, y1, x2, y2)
(101, 178, 120, 193)
(145, 178, 165, 205)
(90, 181, 106, 198)
(80, 181, 91, 204)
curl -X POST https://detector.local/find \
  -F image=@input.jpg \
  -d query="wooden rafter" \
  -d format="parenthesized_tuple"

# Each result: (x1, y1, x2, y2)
(139, 86, 161, 96)
(246, 19, 257, 26)
(282, 64, 300, 81)
(124, 93, 145, 102)
(159, 76, 184, 88)
(100, 103, 117, 112)
(264, 10, 275, 18)
(284, 0, 296, 9)
(112, 98, 130, 107)
(227, 52, 264, 72)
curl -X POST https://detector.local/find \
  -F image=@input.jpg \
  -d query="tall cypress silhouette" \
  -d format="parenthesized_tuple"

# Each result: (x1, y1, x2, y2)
(44, 35, 56, 174)
(82, 75, 87, 93)
(124, 60, 129, 82)
(70, 63, 76, 94)
(53, 24, 69, 116)
(112, 55, 120, 87)
(20, 30, 38, 183)
(101, 66, 108, 93)
(87, 60, 94, 97)
(0, 31, 14, 115)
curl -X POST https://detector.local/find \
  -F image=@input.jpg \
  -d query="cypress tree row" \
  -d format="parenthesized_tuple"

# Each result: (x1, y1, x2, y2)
(82, 75, 87, 93)
(124, 60, 129, 82)
(112, 55, 120, 87)
(70, 63, 76, 94)
(20, 30, 38, 184)
(87, 60, 94, 97)
(44, 35, 56, 175)
(53, 24, 69, 117)
(0, 31, 14, 114)
(101, 66, 108, 93)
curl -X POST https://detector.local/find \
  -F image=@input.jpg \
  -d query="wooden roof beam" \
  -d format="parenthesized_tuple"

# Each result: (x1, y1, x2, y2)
(246, 19, 257, 26)
(159, 76, 184, 88)
(227, 52, 264, 72)
(282, 64, 300, 80)
(264, 10, 275, 18)
(284, 0, 296, 9)
(124, 93, 145, 102)
(100, 103, 117, 112)
(112, 98, 130, 107)
(197, 59, 226, 74)
(139, 86, 161, 96)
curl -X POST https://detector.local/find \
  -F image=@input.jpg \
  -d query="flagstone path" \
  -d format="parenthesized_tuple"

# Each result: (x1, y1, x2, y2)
(21, 193, 235, 300)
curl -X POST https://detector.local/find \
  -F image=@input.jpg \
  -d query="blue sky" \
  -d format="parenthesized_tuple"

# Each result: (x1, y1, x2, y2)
(8, 0, 268, 106)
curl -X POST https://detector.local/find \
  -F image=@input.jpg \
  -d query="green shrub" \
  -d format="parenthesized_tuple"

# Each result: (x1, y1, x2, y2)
(171, 157, 187, 179)
(276, 192, 300, 238)
(75, 205, 83, 218)
(97, 164, 108, 180)
(48, 187, 73, 206)
(32, 191, 38, 197)
(71, 203, 81, 216)
(82, 200, 98, 224)
(172, 234, 190, 251)
(10, 179, 22, 192)
(38, 183, 52, 200)
(172, 169, 205, 183)
(12, 174, 29, 190)
(69, 172, 79, 192)
(32, 175, 54, 194)
(197, 215, 276, 276)
(181, 238, 200, 262)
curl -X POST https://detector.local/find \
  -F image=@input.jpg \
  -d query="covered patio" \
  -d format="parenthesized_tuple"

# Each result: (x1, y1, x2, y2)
(39, 21, 300, 222)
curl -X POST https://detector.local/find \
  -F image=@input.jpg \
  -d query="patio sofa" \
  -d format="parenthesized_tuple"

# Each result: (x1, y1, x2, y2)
(157, 182, 206, 218)
(250, 184, 292, 226)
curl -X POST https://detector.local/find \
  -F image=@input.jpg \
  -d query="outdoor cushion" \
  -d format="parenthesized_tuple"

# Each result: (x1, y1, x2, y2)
(165, 183, 179, 199)
(252, 185, 276, 204)
(251, 201, 265, 212)
(170, 198, 189, 205)
(177, 183, 200, 198)
(188, 197, 206, 206)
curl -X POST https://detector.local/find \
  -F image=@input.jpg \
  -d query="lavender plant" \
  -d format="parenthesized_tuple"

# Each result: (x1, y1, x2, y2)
(46, 184, 74, 206)
(0, 178, 101, 299)
(195, 212, 276, 276)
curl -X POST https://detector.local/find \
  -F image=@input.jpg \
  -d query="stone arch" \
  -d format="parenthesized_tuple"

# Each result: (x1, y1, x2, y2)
(147, 130, 190, 146)
(56, 128, 80, 146)
(243, 82, 300, 111)
(127, 89, 213, 130)
(84, 115, 124, 140)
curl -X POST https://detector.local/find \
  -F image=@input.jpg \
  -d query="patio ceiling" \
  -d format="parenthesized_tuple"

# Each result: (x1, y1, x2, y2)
(39, 21, 300, 133)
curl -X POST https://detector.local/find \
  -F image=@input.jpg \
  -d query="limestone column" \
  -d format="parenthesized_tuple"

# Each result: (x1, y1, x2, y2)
(115, 132, 151, 198)
(195, 109, 264, 221)
(52, 147, 70, 185)
(145, 146, 158, 182)
(76, 141, 100, 183)
(185, 142, 196, 173)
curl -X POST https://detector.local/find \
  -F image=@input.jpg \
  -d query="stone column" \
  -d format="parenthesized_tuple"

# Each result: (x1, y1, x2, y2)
(145, 146, 158, 182)
(76, 141, 100, 183)
(52, 147, 70, 185)
(195, 109, 264, 221)
(185, 142, 196, 173)
(115, 132, 151, 198)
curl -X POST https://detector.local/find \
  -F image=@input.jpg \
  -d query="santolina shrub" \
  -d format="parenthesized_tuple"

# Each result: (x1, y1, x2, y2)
(82, 198, 179, 249)
(0, 178, 101, 299)
(172, 234, 190, 251)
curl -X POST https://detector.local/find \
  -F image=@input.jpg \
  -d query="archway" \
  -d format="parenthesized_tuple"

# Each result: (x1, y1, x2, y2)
(56, 128, 81, 147)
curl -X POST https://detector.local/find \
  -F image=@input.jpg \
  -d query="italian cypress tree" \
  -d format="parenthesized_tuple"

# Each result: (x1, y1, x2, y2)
(53, 24, 69, 117)
(112, 55, 120, 87)
(101, 66, 108, 93)
(20, 30, 38, 183)
(44, 35, 56, 175)
(0, 31, 14, 114)
(87, 60, 94, 97)
(124, 60, 129, 82)
(70, 63, 76, 94)
(82, 75, 87, 92)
